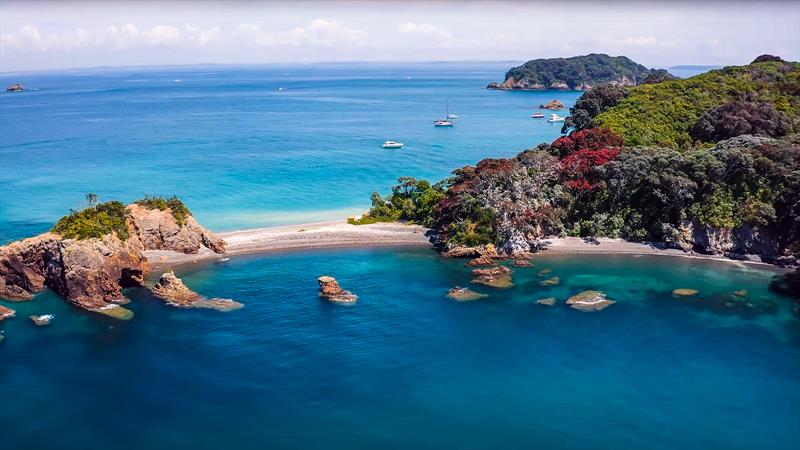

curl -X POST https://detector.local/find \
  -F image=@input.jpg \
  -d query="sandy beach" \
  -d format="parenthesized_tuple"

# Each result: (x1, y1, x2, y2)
(144, 220, 432, 266)
(143, 221, 784, 270)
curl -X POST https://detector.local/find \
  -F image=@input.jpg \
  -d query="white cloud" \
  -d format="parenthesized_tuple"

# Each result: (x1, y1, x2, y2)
(233, 19, 368, 48)
(399, 22, 452, 43)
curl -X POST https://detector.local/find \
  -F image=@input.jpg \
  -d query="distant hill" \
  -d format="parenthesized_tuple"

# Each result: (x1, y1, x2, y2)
(487, 54, 654, 91)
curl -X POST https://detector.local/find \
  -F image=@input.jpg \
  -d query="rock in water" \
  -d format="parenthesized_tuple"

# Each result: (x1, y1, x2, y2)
(566, 291, 615, 311)
(536, 297, 557, 306)
(152, 271, 243, 311)
(471, 265, 513, 288)
(317, 276, 358, 304)
(29, 314, 54, 326)
(513, 259, 533, 268)
(467, 255, 495, 267)
(539, 100, 566, 110)
(447, 286, 489, 302)
(733, 289, 748, 297)
(672, 288, 699, 297)
(0, 305, 16, 320)
(537, 268, 551, 277)
(539, 276, 560, 286)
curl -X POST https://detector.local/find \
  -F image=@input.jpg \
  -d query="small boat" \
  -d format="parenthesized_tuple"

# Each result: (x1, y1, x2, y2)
(6, 83, 24, 92)
(218, 257, 230, 262)
(382, 140, 404, 149)
(434, 119, 454, 127)
(447, 113, 459, 119)
(532, 112, 545, 119)
(547, 113, 565, 123)
(173, 79, 182, 83)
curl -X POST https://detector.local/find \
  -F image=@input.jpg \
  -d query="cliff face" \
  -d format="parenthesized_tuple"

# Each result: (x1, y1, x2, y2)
(487, 54, 653, 91)
(0, 203, 225, 313)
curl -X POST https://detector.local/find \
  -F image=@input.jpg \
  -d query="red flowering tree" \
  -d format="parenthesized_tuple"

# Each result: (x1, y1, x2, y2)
(561, 147, 621, 192)
(551, 128, 623, 158)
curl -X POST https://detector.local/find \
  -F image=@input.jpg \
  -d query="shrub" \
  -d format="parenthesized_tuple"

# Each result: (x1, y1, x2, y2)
(690, 101, 792, 143)
(135, 195, 191, 226)
(53, 201, 130, 240)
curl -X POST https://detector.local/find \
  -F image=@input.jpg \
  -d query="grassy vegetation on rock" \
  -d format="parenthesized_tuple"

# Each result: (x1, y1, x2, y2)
(135, 195, 191, 226)
(52, 201, 130, 240)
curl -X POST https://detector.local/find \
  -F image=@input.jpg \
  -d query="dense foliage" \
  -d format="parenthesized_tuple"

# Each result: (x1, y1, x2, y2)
(135, 195, 191, 226)
(349, 177, 445, 226)
(561, 85, 628, 133)
(504, 53, 653, 90)
(587, 59, 800, 147)
(53, 201, 130, 240)
(690, 100, 792, 142)
(642, 69, 678, 84)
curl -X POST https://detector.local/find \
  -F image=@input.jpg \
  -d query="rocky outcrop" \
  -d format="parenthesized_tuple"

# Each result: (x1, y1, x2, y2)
(672, 288, 699, 296)
(539, 276, 560, 286)
(467, 255, 495, 267)
(0, 202, 227, 317)
(447, 286, 488, 302)
(536, 297, 557, 306)
(317, 276, 358, 304)
(152, 271, 242, 311)
(127, 204, 224, 254)
(566, 291, 615, 311)
(540, 100, 566, 110)
(30, 314, 54, 326)
(677, 220, 793, 266)
(471, 265, 513, 288)
(513, 258, 533, 267)
(0, 304, 15, 320)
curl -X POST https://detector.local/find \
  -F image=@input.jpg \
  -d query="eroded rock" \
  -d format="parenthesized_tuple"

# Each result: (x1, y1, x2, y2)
(513, 259, 533, 267)
(539, 276, 560, 286)
(0, 304, 16, 320)
(318, 276, 358, 304)
(536, 297, 557, 306)
(672, 288, 699, 297)
(29, 314, 54, 326)
(152, 271, 243, 311)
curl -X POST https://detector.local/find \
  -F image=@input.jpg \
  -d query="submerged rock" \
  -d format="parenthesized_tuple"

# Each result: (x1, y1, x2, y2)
(536, 297, 557, 306)
(733, 289, 748, 297)
(0, 304, 15, 320)
(152, 271, 243, 311)
(672, 288, 699, 297)
(92, 304, 134, 320)
(539, 276, 560, 286)
(317, 276, 358, 304)
(566, 291, 615, 311)
(447, 286, 489, 302)
(513, 259, 533, 268)
(537, 268, 552, 277)
(29, 314, 54, 326)
(471, 265, 514, 288)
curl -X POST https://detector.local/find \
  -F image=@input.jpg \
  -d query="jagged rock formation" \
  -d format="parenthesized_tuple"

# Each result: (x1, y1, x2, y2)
(317, 276, 358, 304)
(471, 265, 513, 288)
(540, 100, 566, 110)
(0, 305, 15, 320)
(0, 201, 226, 317)
(487, 54, 654, 91)
(151, 271, 243, 311)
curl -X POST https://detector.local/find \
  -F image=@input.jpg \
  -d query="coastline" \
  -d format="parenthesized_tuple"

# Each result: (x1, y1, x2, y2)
(144, 220, 432, 268)
(144, 220, 789, 271)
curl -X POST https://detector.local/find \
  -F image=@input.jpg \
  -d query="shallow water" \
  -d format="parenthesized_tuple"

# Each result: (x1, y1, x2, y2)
(0, 62, 581, 242)
(1, 248, 798, 450)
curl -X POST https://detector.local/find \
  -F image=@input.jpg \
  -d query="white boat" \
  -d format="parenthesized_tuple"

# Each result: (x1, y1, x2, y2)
(434, 119, 454, 127)
(447, 113, 459, 119)
(547, 113, 565, 122)
(382, 140, 404, 149)
(532, 112, 545, 119)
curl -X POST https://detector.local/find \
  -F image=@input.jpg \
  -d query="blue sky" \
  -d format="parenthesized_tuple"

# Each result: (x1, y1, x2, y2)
(1, 1, 798, 71)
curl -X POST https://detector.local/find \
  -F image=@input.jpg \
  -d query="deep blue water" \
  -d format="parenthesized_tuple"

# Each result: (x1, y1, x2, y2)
(1, 63, 795, 450)
(0, 62, 579, 242)
(1, 249, 798, 450)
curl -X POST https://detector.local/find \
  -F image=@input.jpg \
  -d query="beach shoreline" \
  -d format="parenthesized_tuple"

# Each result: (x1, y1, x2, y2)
(144, 220, 788, 271)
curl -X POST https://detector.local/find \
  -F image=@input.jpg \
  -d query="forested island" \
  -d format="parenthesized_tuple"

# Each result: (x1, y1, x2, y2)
(487, 53, 656, 90)
(358, 56, 800, 267)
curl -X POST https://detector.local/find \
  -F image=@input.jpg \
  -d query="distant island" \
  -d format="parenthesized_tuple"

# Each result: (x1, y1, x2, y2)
(487, 53, 655, 90)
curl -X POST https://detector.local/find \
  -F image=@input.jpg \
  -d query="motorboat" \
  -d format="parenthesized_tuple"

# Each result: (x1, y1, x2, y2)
(532, 112, 545, 118)
(382, 140, 404, 148)
(547, 113, 565, 122)
(434, 120, 454, 127)
(447, 113, 459, 119)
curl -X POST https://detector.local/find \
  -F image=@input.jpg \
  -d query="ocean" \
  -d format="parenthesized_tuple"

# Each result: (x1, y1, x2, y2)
(1, 63, 797, 450)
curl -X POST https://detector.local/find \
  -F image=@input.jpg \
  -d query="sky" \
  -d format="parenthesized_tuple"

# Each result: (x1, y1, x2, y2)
(1, 0, 798, 72)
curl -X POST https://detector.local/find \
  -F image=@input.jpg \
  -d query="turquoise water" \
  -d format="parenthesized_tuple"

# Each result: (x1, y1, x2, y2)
(0, 62, 579, 242)
(1, 248, 798, 449)
(2, 63, 796, 449)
